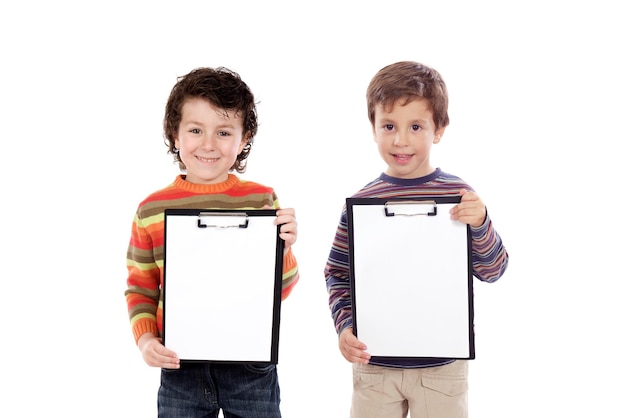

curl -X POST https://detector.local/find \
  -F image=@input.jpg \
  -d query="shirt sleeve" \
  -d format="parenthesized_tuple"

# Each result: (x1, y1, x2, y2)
(469, 210, 509, 283)
(324, 208, 353, 335)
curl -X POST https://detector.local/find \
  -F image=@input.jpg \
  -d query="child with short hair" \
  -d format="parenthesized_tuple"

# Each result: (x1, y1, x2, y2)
(324, 61, 509, 417)
(125, 66, 299, 417)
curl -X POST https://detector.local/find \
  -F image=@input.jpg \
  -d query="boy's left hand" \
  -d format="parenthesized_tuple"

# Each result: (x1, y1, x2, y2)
(275, 208, 297, 249)
(450, 188, 486, 227)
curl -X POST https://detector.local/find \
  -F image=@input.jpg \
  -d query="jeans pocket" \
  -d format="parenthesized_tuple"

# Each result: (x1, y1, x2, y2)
(244, 362, 276, 374)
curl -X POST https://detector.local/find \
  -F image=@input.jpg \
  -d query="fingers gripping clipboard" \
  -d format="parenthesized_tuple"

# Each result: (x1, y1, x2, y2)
(347, 196, 474, 360)
(162, 209, 284, 364)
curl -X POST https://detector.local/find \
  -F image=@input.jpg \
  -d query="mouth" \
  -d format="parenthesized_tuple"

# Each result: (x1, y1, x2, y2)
(196, 155, 219, 163)
(392, 153, 413, 163)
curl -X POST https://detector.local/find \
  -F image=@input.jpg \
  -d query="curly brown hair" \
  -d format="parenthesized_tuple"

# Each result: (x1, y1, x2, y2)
(366, 61, 450, 130)
(163, 67, 258, 173)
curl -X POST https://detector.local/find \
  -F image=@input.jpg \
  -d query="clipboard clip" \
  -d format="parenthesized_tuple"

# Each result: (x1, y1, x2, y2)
(196, 212, 249, 229)
(384, 200, 437, 217)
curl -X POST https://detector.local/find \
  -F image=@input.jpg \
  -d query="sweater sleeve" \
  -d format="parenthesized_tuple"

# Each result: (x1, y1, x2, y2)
(281, 246, 299, 300)
(124, 212, 161, 344)
(268, 195, 300, 301)
(469, 211, 509, 283)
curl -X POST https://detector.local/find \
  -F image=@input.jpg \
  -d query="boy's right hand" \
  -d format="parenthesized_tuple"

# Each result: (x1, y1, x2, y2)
(137, 333, 180, 369)
(339, 327, 371, 364)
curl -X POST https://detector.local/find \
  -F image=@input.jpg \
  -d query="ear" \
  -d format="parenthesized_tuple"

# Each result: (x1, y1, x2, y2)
(433, 126, 446, 144)
(239, 134, 250, 153)
(174, 137, 180, 150)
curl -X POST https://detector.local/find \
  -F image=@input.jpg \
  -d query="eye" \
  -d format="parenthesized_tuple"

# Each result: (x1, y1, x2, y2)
(411, 124, 422, 131)
(217, 131, 230, 137)
(190, 128, 201, 134)
(383, 124, 394, 131)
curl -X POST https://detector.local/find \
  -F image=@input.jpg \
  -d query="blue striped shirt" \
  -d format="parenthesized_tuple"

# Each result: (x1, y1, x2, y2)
(324, 168, 509, 368)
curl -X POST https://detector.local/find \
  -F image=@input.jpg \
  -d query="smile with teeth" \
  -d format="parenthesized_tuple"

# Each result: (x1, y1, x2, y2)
(196, 155, 219, 163)
(393, 153, 413, 161)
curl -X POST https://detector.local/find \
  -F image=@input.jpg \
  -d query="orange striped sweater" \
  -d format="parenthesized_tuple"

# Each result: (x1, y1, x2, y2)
(125, 174, 299, 344)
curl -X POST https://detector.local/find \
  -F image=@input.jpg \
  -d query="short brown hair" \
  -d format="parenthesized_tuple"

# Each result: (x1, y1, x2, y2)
(163, 67, 258, 173)
(366, 61, 449, 130)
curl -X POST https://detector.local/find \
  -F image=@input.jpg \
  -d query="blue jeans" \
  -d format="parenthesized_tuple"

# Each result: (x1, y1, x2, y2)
(158, 362, 281, 418)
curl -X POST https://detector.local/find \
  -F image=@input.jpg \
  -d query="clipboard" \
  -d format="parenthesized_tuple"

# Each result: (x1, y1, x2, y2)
(347, 196, 474, 360)
(162, 208, 284, 364)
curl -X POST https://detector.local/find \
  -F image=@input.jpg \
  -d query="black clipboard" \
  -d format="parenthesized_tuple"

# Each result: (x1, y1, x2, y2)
(347, 196, 475, 360)
(162, 208, 284, 364)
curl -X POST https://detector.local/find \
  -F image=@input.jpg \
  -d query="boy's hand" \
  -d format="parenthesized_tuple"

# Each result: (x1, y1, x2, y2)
(339, 327, 371, 364)
(137, 333, 180, 369)
(275, 208, 297, 249)
(450, 188, 486, 227)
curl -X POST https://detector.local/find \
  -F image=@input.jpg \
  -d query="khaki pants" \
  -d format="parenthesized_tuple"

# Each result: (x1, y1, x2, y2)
(350, 360, 468, 418)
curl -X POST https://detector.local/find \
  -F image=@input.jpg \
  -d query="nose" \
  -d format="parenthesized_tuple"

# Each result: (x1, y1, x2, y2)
(393, 131, 408, 146)
(199, 134, 216, 150)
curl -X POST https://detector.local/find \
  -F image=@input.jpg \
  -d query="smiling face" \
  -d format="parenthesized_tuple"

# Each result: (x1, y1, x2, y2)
(373, 98, 445, 179)
(174, 98, 247, 184)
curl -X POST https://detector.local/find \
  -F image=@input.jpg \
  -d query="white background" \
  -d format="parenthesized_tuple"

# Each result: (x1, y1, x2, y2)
(1, 1, 624, 417)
